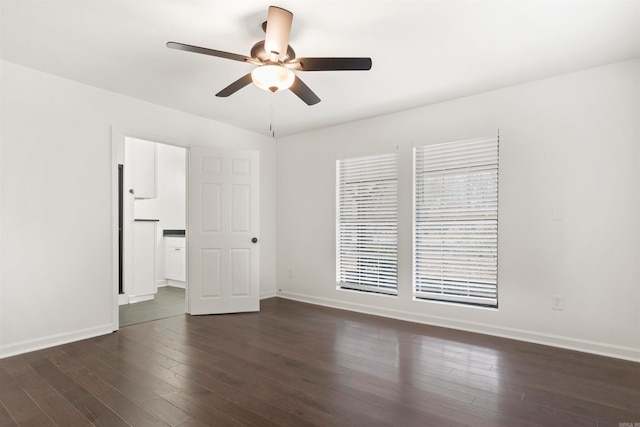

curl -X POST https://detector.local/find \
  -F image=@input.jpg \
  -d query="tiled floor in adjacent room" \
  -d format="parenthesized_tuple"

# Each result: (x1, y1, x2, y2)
(119, 286, 185, 327)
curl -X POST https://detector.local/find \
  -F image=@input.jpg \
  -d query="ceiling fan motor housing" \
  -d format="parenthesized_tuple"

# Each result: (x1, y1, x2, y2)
(250, 40, 296, 63)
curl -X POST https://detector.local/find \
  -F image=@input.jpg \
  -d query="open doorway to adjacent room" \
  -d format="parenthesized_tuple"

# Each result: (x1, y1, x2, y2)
(117, 136, 187, 327)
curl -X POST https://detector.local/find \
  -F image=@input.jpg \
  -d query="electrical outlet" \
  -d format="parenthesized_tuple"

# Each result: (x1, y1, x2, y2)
(287, 268, 294, 278)
(552, 294, 564, 311)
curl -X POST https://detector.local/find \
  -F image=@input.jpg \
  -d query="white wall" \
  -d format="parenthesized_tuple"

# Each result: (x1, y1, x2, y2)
(133, 141, 186, 286)
(0, 60, 277, 357)
(276, 59, 640, 361)
(2, 57, 638, 362)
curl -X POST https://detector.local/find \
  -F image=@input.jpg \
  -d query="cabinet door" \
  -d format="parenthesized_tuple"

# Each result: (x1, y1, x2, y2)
(133, 138, 157, 199)
(165, 238, 186, 281)
(175, 247, 186, 281)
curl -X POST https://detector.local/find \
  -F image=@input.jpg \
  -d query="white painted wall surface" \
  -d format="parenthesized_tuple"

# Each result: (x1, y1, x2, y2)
(0, 60, 277, 357)
(276, 59, 640, 361)
(134, 142, 186, 287)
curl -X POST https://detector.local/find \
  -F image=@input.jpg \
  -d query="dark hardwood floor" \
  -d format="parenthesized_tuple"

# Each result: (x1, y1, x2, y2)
(1, 297, 639, 426)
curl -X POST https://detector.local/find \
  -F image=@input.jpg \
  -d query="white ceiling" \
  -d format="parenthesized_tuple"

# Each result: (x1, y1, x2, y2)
(2, 0, 639, 137)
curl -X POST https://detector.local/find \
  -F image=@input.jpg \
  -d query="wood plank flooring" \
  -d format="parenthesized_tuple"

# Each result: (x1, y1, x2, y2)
(2, 297, 639, 426)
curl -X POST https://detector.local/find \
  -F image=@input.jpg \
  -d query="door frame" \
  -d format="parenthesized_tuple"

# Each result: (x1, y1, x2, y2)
(110, 126, 188, 331)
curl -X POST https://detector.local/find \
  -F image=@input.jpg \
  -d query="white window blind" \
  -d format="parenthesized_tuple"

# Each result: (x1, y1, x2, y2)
(414, 135, 499, 306)
(337, 153, 398, 295)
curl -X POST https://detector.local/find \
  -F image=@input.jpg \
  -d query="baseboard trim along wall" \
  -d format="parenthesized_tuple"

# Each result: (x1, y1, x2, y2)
(7, 290, 632, 361)
(277, 291, 640, 363)
(0, 324, 115, 360)
(260, 290, 277, 300)
(127, 294, 154, 304)
(165, 280, 186, 289)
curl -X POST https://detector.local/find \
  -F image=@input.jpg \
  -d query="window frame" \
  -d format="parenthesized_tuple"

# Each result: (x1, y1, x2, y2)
(413, 135, 499, 307)
(336, 152, 399, 296)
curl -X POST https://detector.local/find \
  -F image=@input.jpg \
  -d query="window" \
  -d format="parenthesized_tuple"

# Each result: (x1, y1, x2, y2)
(337, 153, 398, 295)
(414, 135, 499, 307)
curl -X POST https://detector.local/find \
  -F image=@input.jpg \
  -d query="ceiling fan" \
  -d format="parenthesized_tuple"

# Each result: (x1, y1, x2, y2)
(167, 5, 372, 106)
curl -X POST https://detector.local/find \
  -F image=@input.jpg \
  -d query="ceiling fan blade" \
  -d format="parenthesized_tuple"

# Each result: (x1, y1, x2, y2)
(215, 73, 254, 97)
(264, 6, 293, 61)
(289, 57, 372, 71)
(167, 41, 258, 64)
(289, 76, 320, 106)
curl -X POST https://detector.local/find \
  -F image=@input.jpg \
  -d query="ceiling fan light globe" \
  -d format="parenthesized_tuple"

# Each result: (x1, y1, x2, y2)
(251, 65, 295, 93)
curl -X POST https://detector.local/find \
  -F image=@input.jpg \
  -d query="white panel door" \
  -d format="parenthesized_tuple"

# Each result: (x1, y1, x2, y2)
(188, 147, 260, 315)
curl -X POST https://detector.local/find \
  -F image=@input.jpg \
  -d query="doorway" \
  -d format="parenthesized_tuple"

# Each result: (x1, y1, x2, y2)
(111, 128, 262, 331)
(118, 137, 187, 327)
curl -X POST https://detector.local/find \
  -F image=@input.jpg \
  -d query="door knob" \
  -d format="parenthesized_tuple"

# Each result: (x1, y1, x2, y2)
(251, 237, 258, 243)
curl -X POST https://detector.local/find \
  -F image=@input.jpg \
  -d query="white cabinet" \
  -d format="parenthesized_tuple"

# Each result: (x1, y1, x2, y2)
(165, 237, 186, 283)
(133, 138, 157, 199)
(132, 220, 157, 302)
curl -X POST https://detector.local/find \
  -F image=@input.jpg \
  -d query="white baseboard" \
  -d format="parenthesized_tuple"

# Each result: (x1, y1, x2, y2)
(128, 294, 154, 303)
(166, 279, 186, 289)
(277, 291, 640, 363)
(260, 290, 277, 300)
(0, 324, 114, 359)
